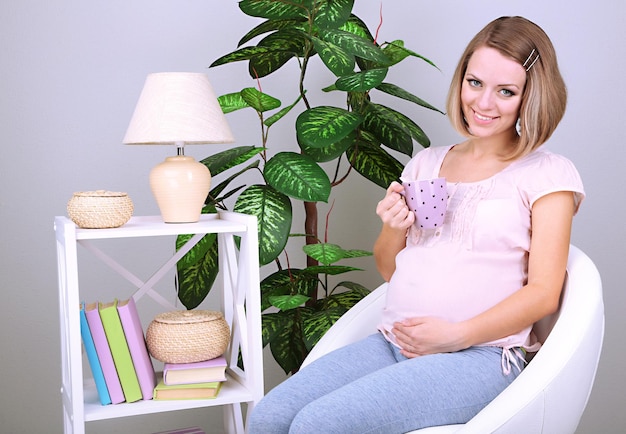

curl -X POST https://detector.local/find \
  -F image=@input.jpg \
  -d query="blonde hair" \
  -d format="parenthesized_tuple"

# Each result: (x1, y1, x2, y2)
(446, 16, 567, 160)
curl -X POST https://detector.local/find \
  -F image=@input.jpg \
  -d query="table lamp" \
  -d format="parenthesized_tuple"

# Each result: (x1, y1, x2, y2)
(123, 72, 234, 223)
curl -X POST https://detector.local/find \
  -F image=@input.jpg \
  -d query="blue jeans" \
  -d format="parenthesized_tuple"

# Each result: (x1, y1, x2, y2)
(248, 333, 523, 434)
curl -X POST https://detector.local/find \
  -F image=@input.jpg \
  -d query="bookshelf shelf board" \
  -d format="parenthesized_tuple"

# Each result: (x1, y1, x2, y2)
(83, 374, 253, 421)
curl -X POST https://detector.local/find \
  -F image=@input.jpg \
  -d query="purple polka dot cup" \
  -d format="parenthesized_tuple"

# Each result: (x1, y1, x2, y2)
(401, 178, 447, 229)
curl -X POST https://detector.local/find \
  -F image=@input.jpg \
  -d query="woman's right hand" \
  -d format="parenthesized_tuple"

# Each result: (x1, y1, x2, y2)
(376, 181, 415, 230)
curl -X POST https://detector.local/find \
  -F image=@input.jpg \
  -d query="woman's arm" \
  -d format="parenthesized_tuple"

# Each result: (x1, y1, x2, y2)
(373, 182, 414, 281)
(393, 190, 576, 356)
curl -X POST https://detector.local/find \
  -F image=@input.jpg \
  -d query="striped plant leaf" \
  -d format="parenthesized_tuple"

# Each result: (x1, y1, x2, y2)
(234, 184, 292, 265)
(383, 105, 431, 148)
(339, 14, 374, 41)
(264, 152, 331, 202)
(376, 82, 443, 114)
(218, 92, 250, 114)
(269, 294, 311, 311)
(384, 40, 439, 69)
(322, 288, 369, 311)
(200, 145, 263, 177)
(175, 232, 217, 269)
(239, 0, 310, 20)
(346, 141, 404, 189)
(318, 28, 390, 64)
(362, 103, 413, 156)
(302, 243, 345, 265)
(240, 87, 281, 112)
(261, 269, 318, 311)
(210, 45, 275, 68)
(310, 35, 354, 76)
(238, 18, 306, 46)
(263, 309, 310, 373)
(296, 106, 362, 148)
(299, 130, 355, 162)
(313, 0, 353, 29)
(301, 265, 362, 275)
(177, 237, 219, 309)
(302, 307, 344, 350)
(335, 67, 388, 92)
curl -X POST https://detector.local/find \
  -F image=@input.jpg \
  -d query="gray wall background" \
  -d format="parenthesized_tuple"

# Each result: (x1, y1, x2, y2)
(1, 1, 623, 433)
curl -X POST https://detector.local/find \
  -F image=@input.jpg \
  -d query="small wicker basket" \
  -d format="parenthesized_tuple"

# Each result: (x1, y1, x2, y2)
(146, 310, 230, 364)
(67, 190, 133, 229)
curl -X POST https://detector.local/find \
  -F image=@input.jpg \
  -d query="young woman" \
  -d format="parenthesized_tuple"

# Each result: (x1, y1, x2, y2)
(248, 16, 584, 433)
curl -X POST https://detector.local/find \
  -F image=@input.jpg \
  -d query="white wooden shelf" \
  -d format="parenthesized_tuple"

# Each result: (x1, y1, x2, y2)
(54, 212, 263, 434)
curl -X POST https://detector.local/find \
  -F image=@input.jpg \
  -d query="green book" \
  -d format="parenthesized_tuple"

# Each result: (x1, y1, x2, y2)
(99, 299, 142, 403)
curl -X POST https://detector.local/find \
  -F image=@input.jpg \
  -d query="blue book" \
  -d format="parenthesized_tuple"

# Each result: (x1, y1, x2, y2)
(80, 302, 111, 405)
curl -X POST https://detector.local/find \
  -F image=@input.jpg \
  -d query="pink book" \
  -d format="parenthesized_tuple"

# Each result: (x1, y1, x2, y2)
(163, 355, 227, 385)
(84, 302, 125, 404)
(117, 297, 156, 400)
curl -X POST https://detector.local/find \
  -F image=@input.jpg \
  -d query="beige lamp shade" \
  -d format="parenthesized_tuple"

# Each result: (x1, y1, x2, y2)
(123, 72, 234, 145)
(123, 72, 235, 223)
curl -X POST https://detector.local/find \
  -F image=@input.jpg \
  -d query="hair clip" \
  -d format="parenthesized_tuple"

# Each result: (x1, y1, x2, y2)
(523, 48, 540, 72)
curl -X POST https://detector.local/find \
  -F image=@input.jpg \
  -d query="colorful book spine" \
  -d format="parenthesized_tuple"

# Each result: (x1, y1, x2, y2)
(79, 302, 111, 405)
(84, 302, 125, 404)
(99, 299, 142, 403)
(117, 297, 156, 400)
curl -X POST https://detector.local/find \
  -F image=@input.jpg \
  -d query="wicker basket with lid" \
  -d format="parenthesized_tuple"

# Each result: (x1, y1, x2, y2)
(146, 310, 230, 363)
(67, 190, 133, 229)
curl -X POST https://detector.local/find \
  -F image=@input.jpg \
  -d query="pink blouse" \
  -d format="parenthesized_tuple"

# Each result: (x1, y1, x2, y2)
(379, 144, 585, 354)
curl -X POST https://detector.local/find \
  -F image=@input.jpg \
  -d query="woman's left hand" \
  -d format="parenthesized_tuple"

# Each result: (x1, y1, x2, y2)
(392, 317, 468, 358)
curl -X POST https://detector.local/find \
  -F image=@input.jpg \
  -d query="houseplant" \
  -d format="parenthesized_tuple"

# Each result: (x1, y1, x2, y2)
(176, 0, 442, 374)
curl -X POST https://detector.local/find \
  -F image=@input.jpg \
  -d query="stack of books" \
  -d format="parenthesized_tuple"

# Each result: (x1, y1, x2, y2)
(80, 298, 227, 405)
(79, 298, 156, 405)
(153, 355, 227, 400)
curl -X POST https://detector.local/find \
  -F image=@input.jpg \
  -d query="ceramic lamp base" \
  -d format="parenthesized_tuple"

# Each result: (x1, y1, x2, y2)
(150, 155, 210, 223)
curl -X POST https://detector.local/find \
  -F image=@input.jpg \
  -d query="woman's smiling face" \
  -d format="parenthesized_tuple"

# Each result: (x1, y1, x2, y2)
(461, 46, 527, 141)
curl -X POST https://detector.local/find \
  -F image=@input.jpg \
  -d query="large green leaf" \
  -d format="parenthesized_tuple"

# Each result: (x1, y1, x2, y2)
(382, 105, 431, 149)
(346, 141, 404, 189)
(200, 145, 263, 177)
(210, 45, 276, 68)
(263, 309, 309, 374)
(362, 103, 413, 156)
(383, 40, 439, 69)
(177, 237, 219, 309)
(176, 232, 217, 269)
(261, 269, 318, 310)
(313, 0, 353, 29)
(249, 29, 308, 77)
(335, 68, 388, 92)
(296, 106, 362, 148)
(234, 185, 292, 265)
(239, 0, 311, 20)
(299, 130, 355, 162)
(376, 82, 444, 114)
(323, 287, 370, 309)
(269, 294, 310, 310)
(302, 243, 345, 265)
(302, 307, 344, 350)
(301, 265, 362, 275)
(218, 92, 250, 114)
(318, 28, 390, 64)
(240, 87, 282, 112)
(310, 35, 354, 76)
(264, 152, 331, 202)
(339, 14, 375, 41)
(238, 19, 306, 46)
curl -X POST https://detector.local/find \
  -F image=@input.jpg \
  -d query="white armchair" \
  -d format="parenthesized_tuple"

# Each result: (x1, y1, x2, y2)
(301, 245, 604, 433)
